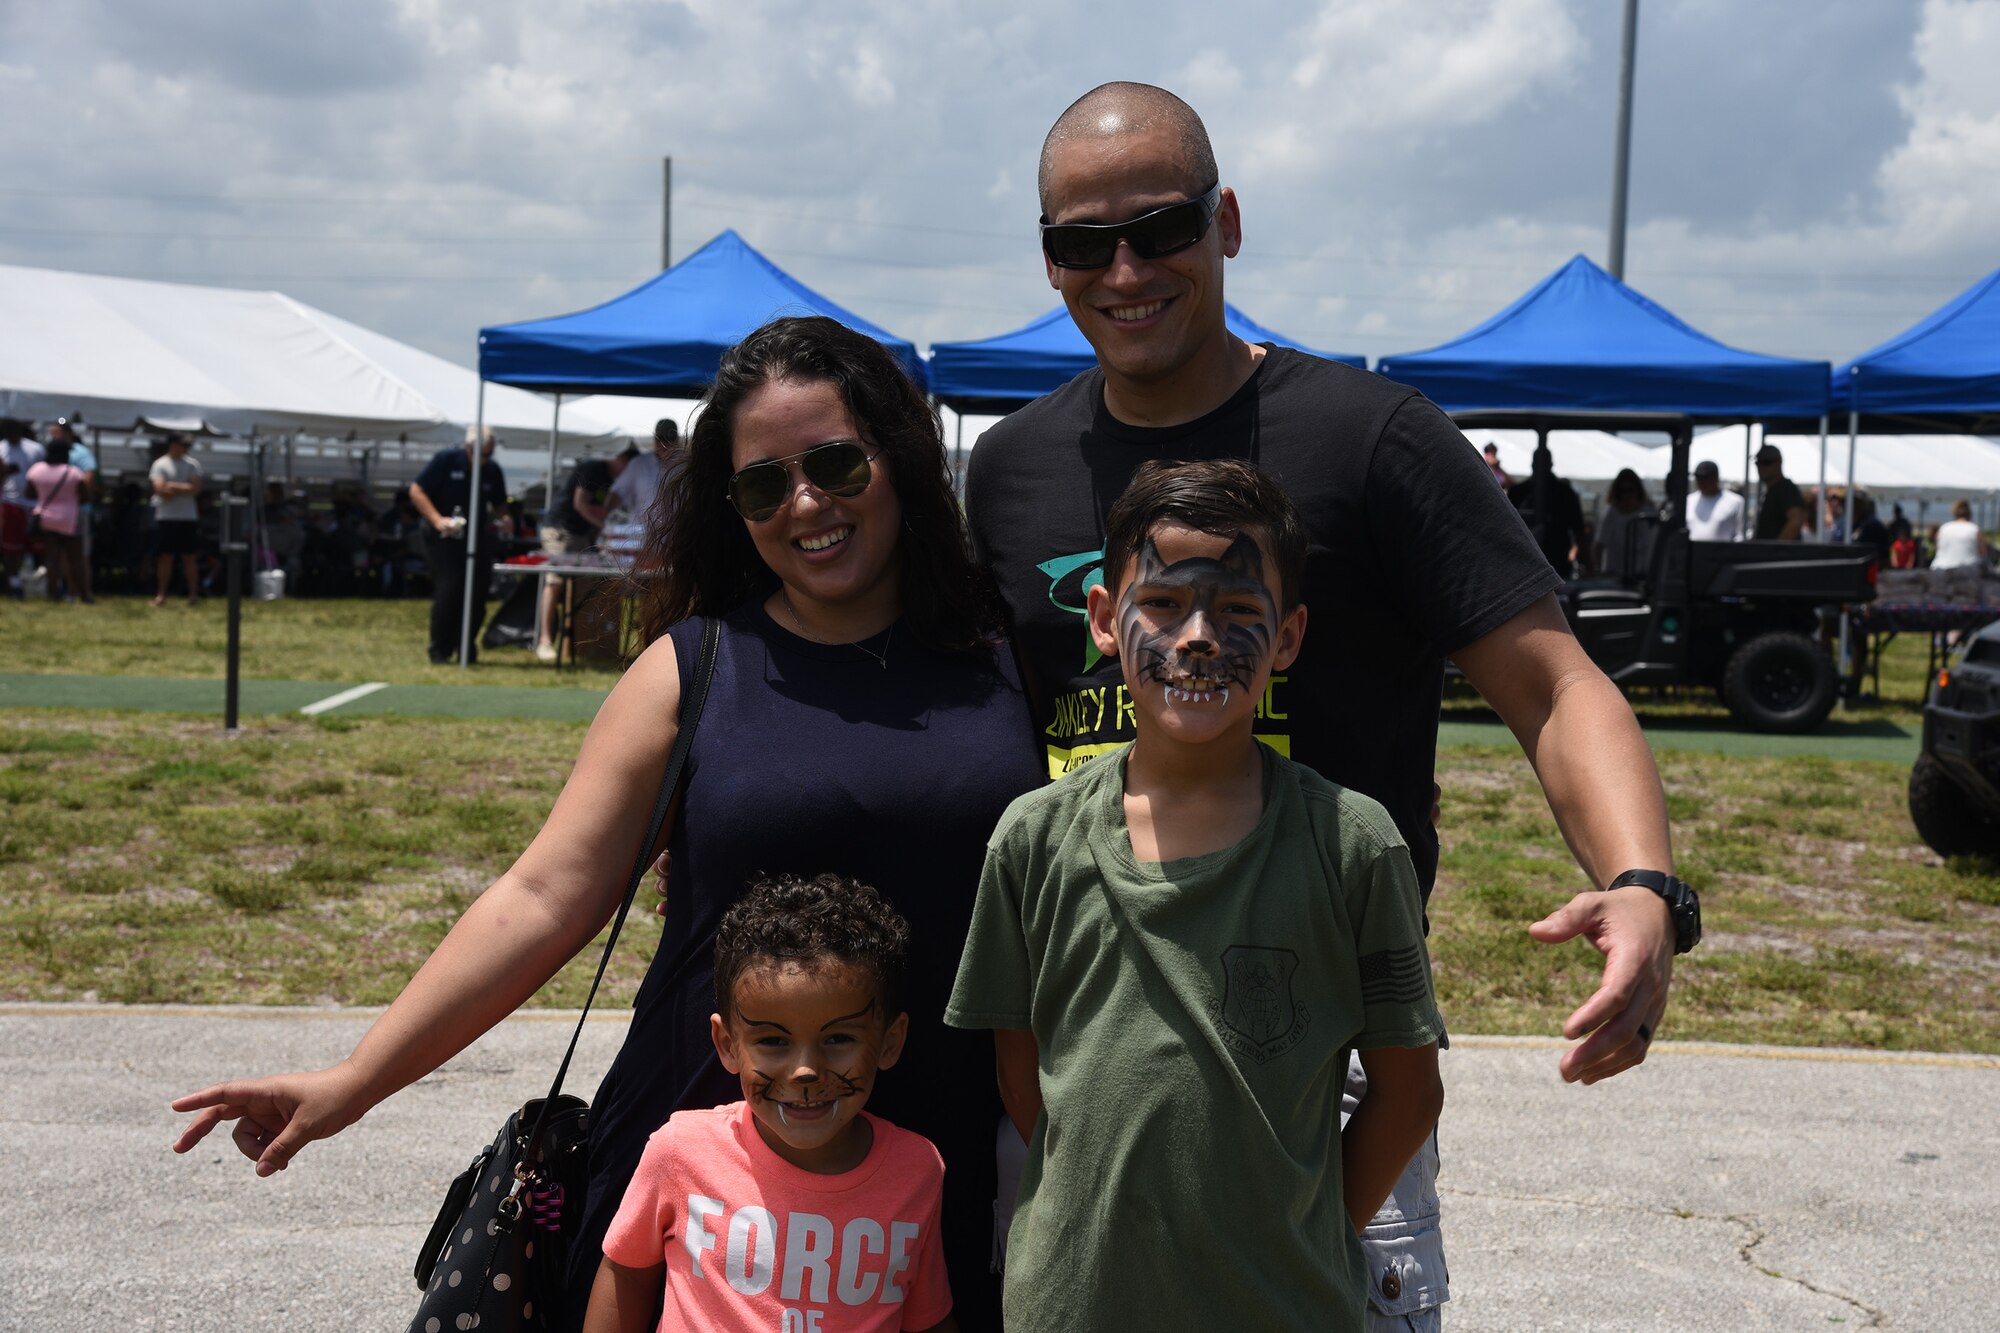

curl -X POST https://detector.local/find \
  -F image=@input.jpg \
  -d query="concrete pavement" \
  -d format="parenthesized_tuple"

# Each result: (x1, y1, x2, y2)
(1, 1006, 1992, 1331)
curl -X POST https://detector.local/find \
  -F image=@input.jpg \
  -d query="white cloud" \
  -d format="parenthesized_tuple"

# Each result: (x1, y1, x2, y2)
(0, 0, 1990, 368)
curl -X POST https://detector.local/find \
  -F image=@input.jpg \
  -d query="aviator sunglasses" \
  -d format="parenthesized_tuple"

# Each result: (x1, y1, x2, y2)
(1039, 183, 1223, 270)
(726, 439, 880, 522)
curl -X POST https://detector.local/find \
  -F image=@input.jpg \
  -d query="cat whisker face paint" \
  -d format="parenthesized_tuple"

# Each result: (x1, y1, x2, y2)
(1115, 533, 1278, 712)
(710, 961, 906, 1173)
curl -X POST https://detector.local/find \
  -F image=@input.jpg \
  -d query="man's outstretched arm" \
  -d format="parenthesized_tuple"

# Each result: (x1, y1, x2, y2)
(1452, 593, 1674, 1085)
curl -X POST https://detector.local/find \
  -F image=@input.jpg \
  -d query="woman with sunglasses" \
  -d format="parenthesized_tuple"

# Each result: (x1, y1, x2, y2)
(172, 317, 1042, 1332)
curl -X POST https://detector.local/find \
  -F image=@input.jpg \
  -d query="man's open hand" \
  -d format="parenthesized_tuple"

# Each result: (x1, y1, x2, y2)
(1528, 885, 1674, 1084)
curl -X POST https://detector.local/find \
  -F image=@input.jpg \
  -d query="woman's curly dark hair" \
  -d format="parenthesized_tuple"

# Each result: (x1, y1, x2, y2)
(714, 873, 911, 1021)
(637, 315, 1002, 652)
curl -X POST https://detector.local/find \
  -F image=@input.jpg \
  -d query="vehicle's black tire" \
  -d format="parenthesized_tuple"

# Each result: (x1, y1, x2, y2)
(1721, 631, 1839, 732)
(1907, 753, 2000, 859)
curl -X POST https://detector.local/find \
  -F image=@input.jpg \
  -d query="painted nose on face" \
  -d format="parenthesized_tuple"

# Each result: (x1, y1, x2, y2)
(1179, 608, 1220, 658)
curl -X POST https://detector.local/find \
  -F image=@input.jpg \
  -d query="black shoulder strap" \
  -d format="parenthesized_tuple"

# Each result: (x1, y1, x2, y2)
(524, 615, 722, 1144)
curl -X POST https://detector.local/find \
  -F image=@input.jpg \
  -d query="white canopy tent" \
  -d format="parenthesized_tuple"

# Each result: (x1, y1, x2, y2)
(0, 263, 622, 461)
(1689, 424, 2000, 531)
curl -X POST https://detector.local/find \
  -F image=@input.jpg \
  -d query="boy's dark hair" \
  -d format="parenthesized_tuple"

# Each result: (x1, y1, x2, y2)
(1101, 458, 1309, 610)
(714, 873, 911, 1022)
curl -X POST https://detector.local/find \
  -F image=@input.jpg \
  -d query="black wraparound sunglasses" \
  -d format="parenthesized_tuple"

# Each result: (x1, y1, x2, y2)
(1039, 183, 1223, 270)
(726, 439, 880, 522)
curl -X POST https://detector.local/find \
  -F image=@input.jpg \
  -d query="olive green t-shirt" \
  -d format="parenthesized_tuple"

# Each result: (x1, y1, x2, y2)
(945, 744, 1443, 1331)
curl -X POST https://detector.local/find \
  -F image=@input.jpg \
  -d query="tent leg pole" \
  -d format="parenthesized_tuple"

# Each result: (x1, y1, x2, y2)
(1816, 414, 1830, 544)
(460, 382, 487, 670)
(539, 393, 562, 651)
(1837, 409, 1859, 703)
(1842, 413, 1858, 544)
(1743, 424, 1754, 528)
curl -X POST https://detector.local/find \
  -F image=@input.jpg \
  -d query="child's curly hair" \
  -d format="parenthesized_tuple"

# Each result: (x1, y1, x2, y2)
(714, 874, 911, 1022)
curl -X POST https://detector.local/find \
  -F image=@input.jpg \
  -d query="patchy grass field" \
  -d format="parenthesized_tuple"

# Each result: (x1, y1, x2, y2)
(1430, 745, 1999, 1053)
(3, 706, 1994, 1052)
(0, 596, 625, 688)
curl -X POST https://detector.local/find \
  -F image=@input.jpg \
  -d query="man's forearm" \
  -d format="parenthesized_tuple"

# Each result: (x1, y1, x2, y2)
(1518, 668, 1671, 884)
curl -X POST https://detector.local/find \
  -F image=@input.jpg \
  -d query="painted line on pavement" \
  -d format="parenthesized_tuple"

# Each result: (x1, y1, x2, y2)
(1452, 1033, 1998, 1070)
(5, 1006, 1990, 1067)
(298, 682, 389, 716)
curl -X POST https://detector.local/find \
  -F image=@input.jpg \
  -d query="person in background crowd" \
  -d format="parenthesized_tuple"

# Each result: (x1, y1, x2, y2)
(968, 82, 1682, 1332)
(149, 434, 203, 607)
(1685, 460, 1745, 541)
(1753, 444, 1808, 540)
(1482, 441, 1509, 491)
(608, 418, 684, 539)
(1592, 468, 1654, 578)
(408, 424, 508, 664)
(1511, 444, 1587, 578)
(25, 435, 91, 603)
(47, 418, 96, 603)
(1930, 499, 1988, 571)
(1889, 502, 1920, 568)
(537, 444, 639, 662)
(1, 419, 46, 598)
(1849, 491, 1891, 566)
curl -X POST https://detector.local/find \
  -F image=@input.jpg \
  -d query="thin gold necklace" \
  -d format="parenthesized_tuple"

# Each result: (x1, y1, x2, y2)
(780, 589, 893, 669)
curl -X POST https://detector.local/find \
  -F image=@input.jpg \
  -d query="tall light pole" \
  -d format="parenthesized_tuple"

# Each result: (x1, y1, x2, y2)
(661, 156, 673, 270)
(1607, 0, 1639, 280)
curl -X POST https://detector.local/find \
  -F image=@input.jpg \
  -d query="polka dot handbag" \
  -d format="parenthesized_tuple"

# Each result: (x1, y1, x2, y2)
(405, 617, 718, 1333)
(407, 1094, 589, 1333)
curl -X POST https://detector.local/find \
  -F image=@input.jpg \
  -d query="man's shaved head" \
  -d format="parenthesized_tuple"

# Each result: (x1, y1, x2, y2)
(1038, 82, 1217, 215)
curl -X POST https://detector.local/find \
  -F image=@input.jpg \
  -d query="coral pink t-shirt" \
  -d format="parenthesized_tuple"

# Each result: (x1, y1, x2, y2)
(601, 1101, 952, 1332)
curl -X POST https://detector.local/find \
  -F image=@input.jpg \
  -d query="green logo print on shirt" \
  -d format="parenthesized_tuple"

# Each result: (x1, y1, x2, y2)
(1218, 945, 1311, 1064)
(1035, 547, 1105, 671)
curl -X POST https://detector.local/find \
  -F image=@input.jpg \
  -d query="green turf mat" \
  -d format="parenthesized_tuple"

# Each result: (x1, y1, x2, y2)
(0, 673, 608, 722)
(1439, 714, 1919, 763)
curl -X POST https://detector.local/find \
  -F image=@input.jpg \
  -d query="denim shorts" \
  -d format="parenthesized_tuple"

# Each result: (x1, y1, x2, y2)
(1343, 1047, 1450, 1326)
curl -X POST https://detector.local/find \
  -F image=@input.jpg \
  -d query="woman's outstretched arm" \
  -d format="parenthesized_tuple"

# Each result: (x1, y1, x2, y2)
(172, 631, 687, 1174)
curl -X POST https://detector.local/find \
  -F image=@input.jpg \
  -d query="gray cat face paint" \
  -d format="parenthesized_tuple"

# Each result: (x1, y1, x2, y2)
(1115, 534, 1277, 707)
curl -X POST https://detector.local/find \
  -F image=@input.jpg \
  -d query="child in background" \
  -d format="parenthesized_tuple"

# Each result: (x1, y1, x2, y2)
(586, 874, 957, 1333)
(947, 459, 1445, 1331)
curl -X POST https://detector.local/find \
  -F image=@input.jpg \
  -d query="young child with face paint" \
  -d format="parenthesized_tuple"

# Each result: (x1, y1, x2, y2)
(946, 459, 1445, 1332)
(585, 875, 959, 1333)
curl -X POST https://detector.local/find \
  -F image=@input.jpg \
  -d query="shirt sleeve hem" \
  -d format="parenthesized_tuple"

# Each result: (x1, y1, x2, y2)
(1352, 1017, 1445, 1050)
(1432, 564, 1563, 660)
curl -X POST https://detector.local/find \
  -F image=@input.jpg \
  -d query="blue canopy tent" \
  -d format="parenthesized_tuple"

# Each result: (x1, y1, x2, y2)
(928, 303, 1363, 416)
(450, 230, 926, 666)
(1833, 264, 2000, 435)
(1376, 255, 1831, 421)
(478, 229, 925, 396)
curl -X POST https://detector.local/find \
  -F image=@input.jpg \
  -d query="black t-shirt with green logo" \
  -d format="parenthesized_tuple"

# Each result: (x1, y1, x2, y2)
(965, 348, 1558, 893)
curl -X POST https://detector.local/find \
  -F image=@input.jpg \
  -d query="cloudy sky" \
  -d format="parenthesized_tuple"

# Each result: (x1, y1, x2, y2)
(3, 0, 1995, 374)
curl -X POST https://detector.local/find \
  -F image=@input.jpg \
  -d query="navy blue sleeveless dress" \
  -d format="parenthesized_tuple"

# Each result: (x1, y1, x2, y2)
(565, 602, 1043, 1331)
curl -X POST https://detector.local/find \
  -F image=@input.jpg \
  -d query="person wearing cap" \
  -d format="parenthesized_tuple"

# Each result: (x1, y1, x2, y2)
(409, 424, 507, 664)
(149, 434, 204, 607)
(607, 417, 684, 537)
(1686, 460, 1745, 541)
(1753, 445, 1807, 541)
(535, 443, 639, 662)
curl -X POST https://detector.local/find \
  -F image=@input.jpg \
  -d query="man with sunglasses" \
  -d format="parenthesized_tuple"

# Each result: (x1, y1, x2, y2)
(966, 82, 1686, 1330)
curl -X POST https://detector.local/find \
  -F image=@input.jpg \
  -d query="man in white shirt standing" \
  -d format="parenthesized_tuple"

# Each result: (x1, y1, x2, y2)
(149, 434, 204, 607)
(1686, 460, 1745, 541)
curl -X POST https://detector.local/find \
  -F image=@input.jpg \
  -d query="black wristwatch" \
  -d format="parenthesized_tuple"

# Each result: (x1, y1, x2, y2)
(1605, 869, 1702, 954)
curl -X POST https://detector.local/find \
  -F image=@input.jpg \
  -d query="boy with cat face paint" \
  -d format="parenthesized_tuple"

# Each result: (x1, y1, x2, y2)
(947, 460, 1444, 1332)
